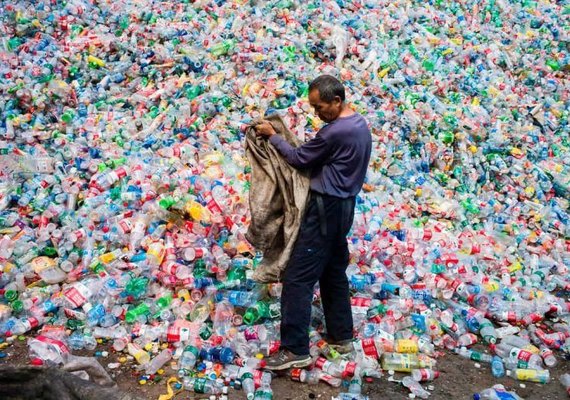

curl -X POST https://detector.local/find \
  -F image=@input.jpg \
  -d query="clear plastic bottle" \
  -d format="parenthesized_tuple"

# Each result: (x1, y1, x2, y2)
(240, 370, 256, 400)
(538, 345, 557, 368)
(560, 373, 570, 396)
(381, 352, 436, 372)
(183, 377, 224, 394)
(178, 345, 199, 374)
(492, 343, 543, 369)
(253, 371, 273, 399)
(456, 347, 492, 363)
(412, 368, 440, 382)
(507, 368, 550, 384)
(145, 348, 172, 375)
(402, 376, 430, 399)
(291, 368, 321, 384)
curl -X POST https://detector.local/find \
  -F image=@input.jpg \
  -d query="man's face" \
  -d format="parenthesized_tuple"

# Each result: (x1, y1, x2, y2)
(308, 89, 342, 123)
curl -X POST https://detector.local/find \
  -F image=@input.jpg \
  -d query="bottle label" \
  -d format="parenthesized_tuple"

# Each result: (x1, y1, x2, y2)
(540, 347, 553, 359)
(510, 348, 532, 362)
(253, 369, 263, 388)
(290, 368, 302, 382)
(342, 361, 357, 378)
(147, 242, 165, 264)
(64, 282, 91, 307)
(206, 198, 222, 214)
(161, 261, 178, 275)
(35, 335, 70, 356)
(118, 218, 133, 233)
(268, 340, 280, 355)
(494, 391, 522, 400)
(315, 357, 329, 370)
(383, 353, 413, 371)
(396, 339, 418, 353)
(361, 338, 379, 359)
(193, 378, 206, 393)
(243, 326, 261, 341)
(515, 369, 548, 383)
(351, 297, 371, 308)
(417, 369, 432, 381)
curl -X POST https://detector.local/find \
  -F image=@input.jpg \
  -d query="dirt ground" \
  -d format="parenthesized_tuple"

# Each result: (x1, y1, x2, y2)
(1, 338, 568, 400)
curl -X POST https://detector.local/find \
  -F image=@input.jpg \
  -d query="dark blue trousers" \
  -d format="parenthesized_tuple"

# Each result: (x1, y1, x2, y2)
(280, 192, 355, 355)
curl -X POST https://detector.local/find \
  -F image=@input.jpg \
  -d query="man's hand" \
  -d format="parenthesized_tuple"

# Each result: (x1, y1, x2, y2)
(253, 121, 276, 137)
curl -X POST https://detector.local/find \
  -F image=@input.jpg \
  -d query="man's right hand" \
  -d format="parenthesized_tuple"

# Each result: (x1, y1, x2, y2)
(253, 121, 277, 137)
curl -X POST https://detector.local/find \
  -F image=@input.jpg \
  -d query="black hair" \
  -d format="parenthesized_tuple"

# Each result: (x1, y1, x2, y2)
(308, 75, 345, 103)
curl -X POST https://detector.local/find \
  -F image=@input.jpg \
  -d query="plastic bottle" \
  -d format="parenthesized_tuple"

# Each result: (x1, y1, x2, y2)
(291, 368, 321, 385)
(314, 357, 358, 380)
(473, 384, 523, 400)
(560, 373, 570, 396)
(241, 370, 256, 400)
(183, 377, 224, 394)
(243, 300, 279, 326)
(492, 343, 543, 369)
(456, 347, 492, 364)
(507, 368, 550, 384)
(538, 345, 557, 368)
(145, 348, 172, 375)
(412, 368, 440, 382)
(381, 352, 436, 372)
(402, 376, 430, 399)
(178, 345, 199, 374)
(200, 346, 235, 364)
(127, 342, 150, 365)
(253, 371, 273, 400)
(502, 336, 539, 354)
(490, 356, 505, 378)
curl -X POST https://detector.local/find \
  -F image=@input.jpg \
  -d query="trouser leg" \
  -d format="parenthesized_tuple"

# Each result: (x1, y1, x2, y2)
(280, 198, 327, 355)
(319, 196, 355, 342)
(320, 239, 353, 342)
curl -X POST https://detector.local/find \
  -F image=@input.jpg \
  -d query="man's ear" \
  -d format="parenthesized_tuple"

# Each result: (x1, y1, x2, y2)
(334, 96, 342, 106)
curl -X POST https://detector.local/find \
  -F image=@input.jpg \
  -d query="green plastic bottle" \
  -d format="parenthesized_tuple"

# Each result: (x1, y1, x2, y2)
(210, 39, 235, 57)
(125, 303, 150, 324)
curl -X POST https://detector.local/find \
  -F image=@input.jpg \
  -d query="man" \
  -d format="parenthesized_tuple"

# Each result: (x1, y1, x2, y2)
(253, 75, 372, 370)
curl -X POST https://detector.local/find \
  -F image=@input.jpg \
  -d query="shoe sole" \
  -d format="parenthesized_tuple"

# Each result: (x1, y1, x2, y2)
(264, 357, 312, 371)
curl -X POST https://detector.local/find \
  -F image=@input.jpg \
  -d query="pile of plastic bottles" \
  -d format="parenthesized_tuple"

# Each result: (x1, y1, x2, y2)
(0, 0, 569, 398)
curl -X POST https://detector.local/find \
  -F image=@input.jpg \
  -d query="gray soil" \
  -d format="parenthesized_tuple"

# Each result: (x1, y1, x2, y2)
(1, 339, 568, 400)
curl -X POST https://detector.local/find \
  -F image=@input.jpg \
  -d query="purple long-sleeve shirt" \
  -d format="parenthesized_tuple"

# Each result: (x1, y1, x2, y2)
(269, 113, 372, 198)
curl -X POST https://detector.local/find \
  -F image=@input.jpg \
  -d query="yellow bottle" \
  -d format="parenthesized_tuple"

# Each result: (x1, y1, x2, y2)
(128, 343, 150, 365)
(510, 368, 550, 384)
(146, 241, 165, 266)
(395, 339, 419, 353)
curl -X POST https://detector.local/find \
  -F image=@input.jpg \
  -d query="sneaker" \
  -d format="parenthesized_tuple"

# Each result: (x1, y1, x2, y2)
(328, 338, 355, 354)
(264, 349, 312, 371)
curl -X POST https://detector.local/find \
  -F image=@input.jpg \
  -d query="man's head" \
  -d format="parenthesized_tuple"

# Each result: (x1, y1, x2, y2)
(308, 75, 345, 123)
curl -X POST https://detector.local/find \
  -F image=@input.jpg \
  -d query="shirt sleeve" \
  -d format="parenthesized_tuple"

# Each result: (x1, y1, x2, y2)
(269, 132, 330, 169)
